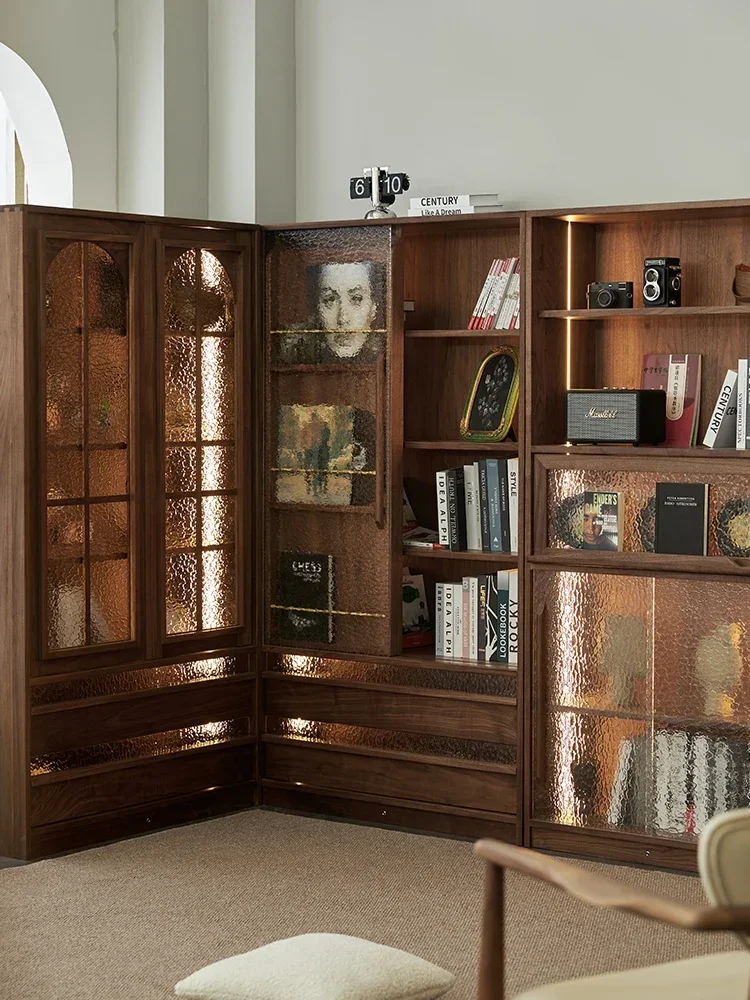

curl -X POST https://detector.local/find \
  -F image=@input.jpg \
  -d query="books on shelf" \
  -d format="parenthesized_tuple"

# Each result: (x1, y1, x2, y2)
(434, 571, 518, 665)
(435, 459, 519, 553)
(736, 360, 750, 449)
(408, 194, 503, 217)
(703, 369, 738, 448)
(640, 353, 701, 447)
(654, 482, 709, 556)
(467, 257, 521, 330)
(582, 491, 623, 551)
(276, 551, 335, 644)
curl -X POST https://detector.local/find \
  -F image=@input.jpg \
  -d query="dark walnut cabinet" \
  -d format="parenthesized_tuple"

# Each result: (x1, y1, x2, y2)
(3, 199, 749, 868)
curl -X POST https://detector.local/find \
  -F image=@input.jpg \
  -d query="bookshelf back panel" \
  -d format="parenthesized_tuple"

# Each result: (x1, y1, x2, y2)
(403, 227, 520, 331)
(404, 340, 520, 442)
(532, 569, 750, 841)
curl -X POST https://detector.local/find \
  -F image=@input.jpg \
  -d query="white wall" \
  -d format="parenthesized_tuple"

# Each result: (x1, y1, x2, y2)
(0, 0, 117, 210)
(296, 0, 750, 222)
(255, 0, 295, 225)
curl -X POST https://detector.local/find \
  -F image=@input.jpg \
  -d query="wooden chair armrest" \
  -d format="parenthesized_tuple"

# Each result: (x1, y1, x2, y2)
(475, 839, 750, 933)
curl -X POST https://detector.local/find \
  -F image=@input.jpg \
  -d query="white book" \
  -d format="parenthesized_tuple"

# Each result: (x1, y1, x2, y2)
(468, 577, 478, 660)
(410, 194, 502, 209)
(481, 257, 513, 329)
(407, 205, 503, 217)
(463, 464, 481, 550)
(443, 582, 454, 658)
(469, 259, 498, 328)
(496, 268, 521, 330)
(703, 369, 738, 448)
(436, 470, 450, 543)
(507, 457, 519, 553)
(737, 360, 748, 449)
(435, 583, 445, 657)
(507, 569, 519, 667)
(476, 259, 501, 327)
(452, 583, 463, 659)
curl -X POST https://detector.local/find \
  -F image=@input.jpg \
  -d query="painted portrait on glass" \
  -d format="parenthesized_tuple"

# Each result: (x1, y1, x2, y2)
(273, 260, 386, 364)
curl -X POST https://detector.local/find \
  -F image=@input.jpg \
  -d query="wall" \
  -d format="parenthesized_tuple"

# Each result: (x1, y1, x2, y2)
(0, 0, 117, 210)
(295, 0, 750, 222)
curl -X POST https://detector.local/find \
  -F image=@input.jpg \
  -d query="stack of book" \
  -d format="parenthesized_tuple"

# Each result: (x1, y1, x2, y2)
(435, 460, 518, 553)
(435, 571, 518, 665)
(407, 194, 503, 217)
(467, 257, 520, 330)
(640, 353, 701, 447)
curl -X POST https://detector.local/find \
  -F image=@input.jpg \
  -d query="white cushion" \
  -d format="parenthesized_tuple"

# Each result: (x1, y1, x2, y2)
(515, 950, 750, 999)
(174, 932, 455, 1000)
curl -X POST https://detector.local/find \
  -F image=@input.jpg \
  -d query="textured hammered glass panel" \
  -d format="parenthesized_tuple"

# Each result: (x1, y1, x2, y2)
(31, 655, 243, 706)
(89, 501, 128, 557)
(46, 243, 83, 329)
(165, 336, 197, 441)
(166, 552, 198, 634)
(199, 250, 235, 334)
(47, 505, 85, 559)
(47, 448, 84, 500)
(89, 448, 128, 497)
(90, 558, 130, 643)
(201, 337, 234, 441)
(275, 654, 516, 697)
(202, 548, 236, 629)
(89, 333, 128, 445)
(267, 718, 515, 765)
(533, 570, 750, 842)
(201, 495, 235, 547)
(30, 718, 250, 776)
(202, 444, 235, 491)
(46, 332, 83, 446)
(87, 245, 125, 330)
(166, 497, 197, 550)
(166, 445, 197, 493)
(47, 562, 85, 650)
(547, 466, 750, 557)
(165, 249, 197, 330)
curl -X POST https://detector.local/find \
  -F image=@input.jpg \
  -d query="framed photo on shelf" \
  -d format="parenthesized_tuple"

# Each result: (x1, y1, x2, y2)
(459, 345, 519, 442)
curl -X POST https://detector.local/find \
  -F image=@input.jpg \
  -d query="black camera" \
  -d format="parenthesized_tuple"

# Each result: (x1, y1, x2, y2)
(587, 281, 634, 309)
(643, 257, 681, 307)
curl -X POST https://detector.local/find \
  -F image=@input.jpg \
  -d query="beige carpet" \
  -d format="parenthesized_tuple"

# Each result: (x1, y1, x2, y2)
(0, 810, 738, 999)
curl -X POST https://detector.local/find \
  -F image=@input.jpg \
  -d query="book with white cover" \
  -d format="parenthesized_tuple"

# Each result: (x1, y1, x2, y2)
(452, 582, 463, 659)
(737, 360, 748, 449)
(435, 583, 446, 657)
(409, 194, 502, 209)
(483, 257, 518, 330)
(507, 569, 519, 666)
(703, 369, 738, 448)
(443, 581, 454, 657)
(407, 206, 503, 217)
(469, 259, 499, 329)
(463, 464, 482, 550)
(496, 268, 521, 330)
(507, 457, 519, 553)
(468, 576, 478, 659)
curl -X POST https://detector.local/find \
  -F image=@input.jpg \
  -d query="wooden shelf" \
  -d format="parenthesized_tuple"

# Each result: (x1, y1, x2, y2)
(263, 643, 519, 678)
(539, 305, 750, 320)
(529, 550, 750, 576)
(404, 440, 518, 452)
(403, 548, 517, 564)
(404, 329, 519, 339)
(532, 444, 750, 459)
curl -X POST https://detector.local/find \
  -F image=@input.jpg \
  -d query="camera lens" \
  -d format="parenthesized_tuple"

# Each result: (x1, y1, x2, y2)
(643, 282, 660, 301)
(671, 276, 681, 291)
(596, 287, 615, 308)
(644, 268, 659, 283)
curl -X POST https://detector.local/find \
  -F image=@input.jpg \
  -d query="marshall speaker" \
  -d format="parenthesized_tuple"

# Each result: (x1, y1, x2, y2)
(566, 389, 667, 444)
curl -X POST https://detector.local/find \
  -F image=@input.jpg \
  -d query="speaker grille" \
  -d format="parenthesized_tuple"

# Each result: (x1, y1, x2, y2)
(567, 392, 638, 442)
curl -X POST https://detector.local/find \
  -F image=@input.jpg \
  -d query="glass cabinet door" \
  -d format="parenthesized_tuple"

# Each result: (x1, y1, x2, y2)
(161, 245, 242, 639)
(264, 227, 397, 657)
(43, 240, 133, 654)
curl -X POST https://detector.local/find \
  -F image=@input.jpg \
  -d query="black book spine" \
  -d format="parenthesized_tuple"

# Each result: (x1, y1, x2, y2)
(446, 468, 467, 551)
(497, 459, 510, 552)
(478, 459, 490, 552)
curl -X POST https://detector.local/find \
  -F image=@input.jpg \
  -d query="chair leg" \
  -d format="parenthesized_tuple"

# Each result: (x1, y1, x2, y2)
(477, 861, 505, 1000)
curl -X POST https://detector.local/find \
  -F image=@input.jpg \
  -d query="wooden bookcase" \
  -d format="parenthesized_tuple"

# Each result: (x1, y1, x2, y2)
(2, 198, 749, 868)
(527, 200, 750, 870)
